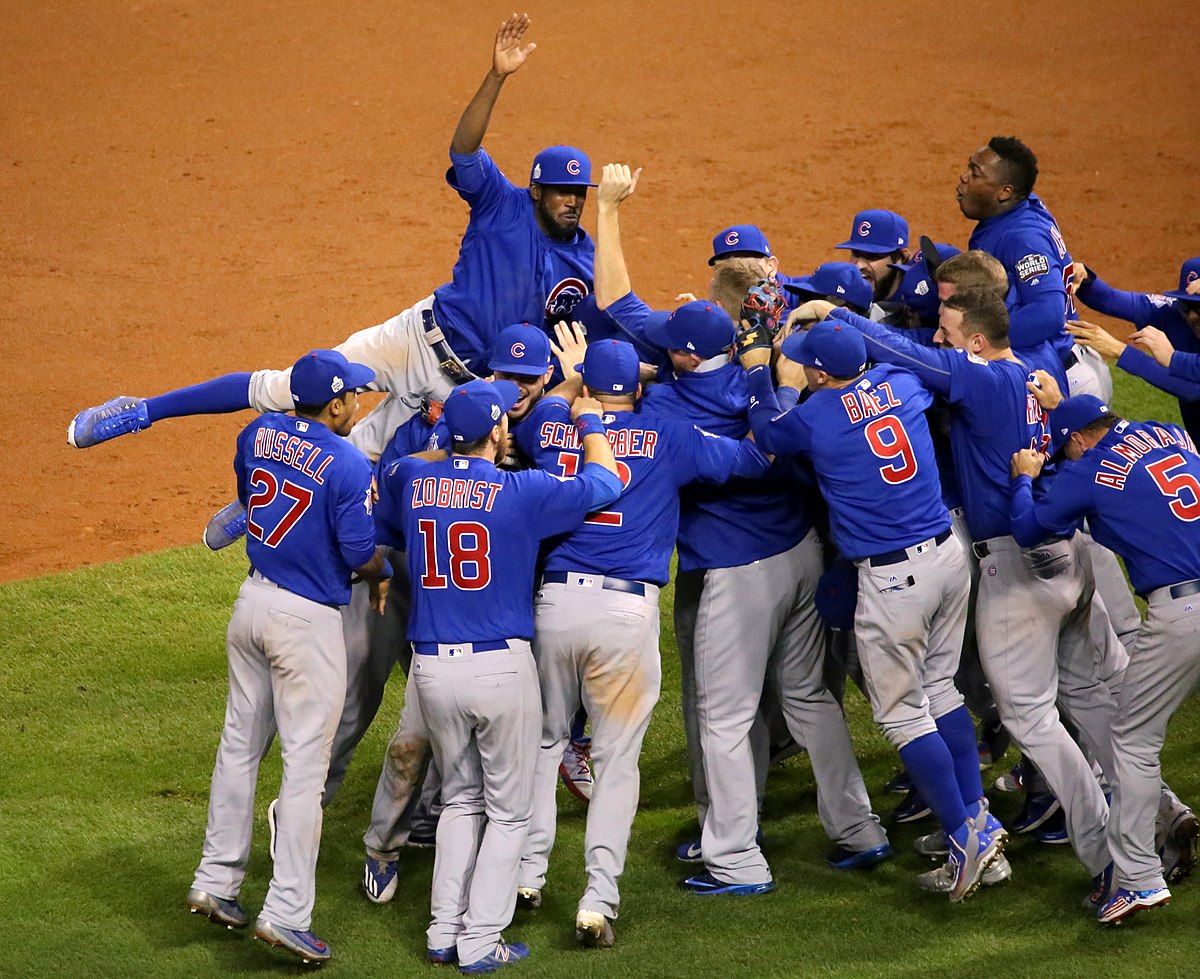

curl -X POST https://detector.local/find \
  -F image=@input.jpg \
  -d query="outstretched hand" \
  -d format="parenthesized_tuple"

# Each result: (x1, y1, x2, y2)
(551, 320, 589, 379)
(1066, 319, 1124, 361)
(1129, 325, 1175, 368)
(598, 163, 642, 208)
(492, 12, 536, 77)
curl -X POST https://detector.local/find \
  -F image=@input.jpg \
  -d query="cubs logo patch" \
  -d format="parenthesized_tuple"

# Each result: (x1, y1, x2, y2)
(545, 277, 588, 323)
(1016, 253, 1050, 282)
(1188, 270, 1199, 285)
(566, 159, 581, 176)
(858, 220, 872, 237)
(511, 341, 525, 358)
(725, 230, 740, 246)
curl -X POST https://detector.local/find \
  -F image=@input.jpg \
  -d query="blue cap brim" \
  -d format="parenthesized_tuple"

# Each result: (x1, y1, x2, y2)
(834, 240, 901, 255)
(640, 311, 673, 349)
(344, 363, 376, 390)
(1163, 290, 1200, 303)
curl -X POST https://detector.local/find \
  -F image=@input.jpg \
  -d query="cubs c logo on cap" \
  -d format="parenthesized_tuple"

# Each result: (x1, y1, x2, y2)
(857, 221, 872, 237)
(567, 159, 581, 176)
(725, 230, 740, 246)
(511, 342, 525, 359)
(1188, 271, 1199, 285)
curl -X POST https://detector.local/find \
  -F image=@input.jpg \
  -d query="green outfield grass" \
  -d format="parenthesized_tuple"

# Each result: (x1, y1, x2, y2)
(3, 371, 1198, 978)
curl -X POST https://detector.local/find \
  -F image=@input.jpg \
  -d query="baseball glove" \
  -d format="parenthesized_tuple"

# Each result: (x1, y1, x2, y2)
(734, 279, 785, 360)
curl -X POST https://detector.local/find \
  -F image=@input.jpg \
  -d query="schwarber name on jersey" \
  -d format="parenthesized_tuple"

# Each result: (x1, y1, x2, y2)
(747, 363, 949, 560)
(517, 395, 769, 585)
(235, 413, 377, 607)
(434, 148, 594, 371)
(375, 453, 611, 644)
(1012, 420, 1200, 594)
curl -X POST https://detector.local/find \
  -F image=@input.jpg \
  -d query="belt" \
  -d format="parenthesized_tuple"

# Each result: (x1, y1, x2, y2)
(868, 528, 952, 568)
(973, 534, 1068, 560)
(413, 639, 512, 656)
(1064, 350, 1079, 370)
(541, 570, 647, 596)
(421, 307, 476, 385)
(1170, 579, 1200, 601)
(247, 568, 339, 610)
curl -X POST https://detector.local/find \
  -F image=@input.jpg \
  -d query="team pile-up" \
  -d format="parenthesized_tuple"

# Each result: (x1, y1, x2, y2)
(67, 14, 1200, 972)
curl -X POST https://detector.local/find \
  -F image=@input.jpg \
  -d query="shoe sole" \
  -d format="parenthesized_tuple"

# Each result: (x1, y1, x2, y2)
(950, 838, 1004, 904)
(683, 880, 775, 896)
(575, 916, 614, 949)
(827, 845, 893, 870)
(187, 900, 249, 930)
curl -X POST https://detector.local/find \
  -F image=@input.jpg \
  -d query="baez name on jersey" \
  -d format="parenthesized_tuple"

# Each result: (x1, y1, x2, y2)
(409, 476, 504, 511)
(253, 427, 332, 484)
(839, 381, 901, 424)
(1094, 422, 1197, 490)
(538, 419, 659, 458)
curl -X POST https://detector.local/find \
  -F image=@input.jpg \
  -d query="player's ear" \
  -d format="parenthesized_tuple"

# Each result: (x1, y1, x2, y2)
(766, 255, 780, 276)
(529, 184, 542, 203)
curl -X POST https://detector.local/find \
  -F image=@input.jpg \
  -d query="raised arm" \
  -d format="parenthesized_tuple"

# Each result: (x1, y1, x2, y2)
(450, 13, 537, 156)
(594, 163, 642, 309)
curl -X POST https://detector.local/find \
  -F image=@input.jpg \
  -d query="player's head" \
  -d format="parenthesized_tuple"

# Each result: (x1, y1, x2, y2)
(957, 136, 1038, 221)
(936, 289, 1010, 354)
(442, 379, 519, 459)
(783, 262, 872, 315)
(935, 250, 1008, 304)
(891, 241, 961, 327)
(289, 349, 375, 436)
(780, 320, 867, 391)
(578, 339, 641, 406)
(834, 209, 911, 302)
(487, 323, 554, 421)
(709, 261, 765, 318)
(1164, 256, 1200, 336)
(529, 146, 596, 242)
(1048, 395, 1120, 461)
(708, 224, 779, 276)
(643, 300, 736, 374)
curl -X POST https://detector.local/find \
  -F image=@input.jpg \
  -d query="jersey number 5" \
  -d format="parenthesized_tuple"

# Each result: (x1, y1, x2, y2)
(1146, 454, 1200, 522)
(417, 519, 492, 589)
(864, 416, 918, 485)
(246, 468, 313, 547)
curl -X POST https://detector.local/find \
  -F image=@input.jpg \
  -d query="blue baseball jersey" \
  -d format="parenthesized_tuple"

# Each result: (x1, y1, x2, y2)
(517, 395, 770, 585)
(375, 453, 618, 642)
(1011, 419, 1200, 593)
(639, 362, 813, 571)
(746, 362, 949, 560)
(829, 308, 1050, 542)
(432, 148, 594, 372)
(970, 194, 1075, 356)
(235, 413, 376, 606)
(374, 410, 438, 480)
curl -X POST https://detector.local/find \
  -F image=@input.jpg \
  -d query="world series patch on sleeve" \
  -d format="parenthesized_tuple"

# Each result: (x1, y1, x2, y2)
(1016, 253, 1050, 282)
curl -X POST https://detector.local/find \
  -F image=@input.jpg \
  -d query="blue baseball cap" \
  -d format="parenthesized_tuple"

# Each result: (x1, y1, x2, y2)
(890, 242, 962, 325)
(529, 145, 596, 187)
(290, 349, 375, 406)
(835, 209, 910, 256)
(579, 339, 640, 396)
(643, 300, 736, 358)
(488, 323, 553, 375)
(783, 262, 873, 313)
(781, 321, 867, 379)
(1048, 394, 1112, 460)
(1164, 256, 1200, 302)
(709, 224, 772, 266)
(442, 379, 520, 443)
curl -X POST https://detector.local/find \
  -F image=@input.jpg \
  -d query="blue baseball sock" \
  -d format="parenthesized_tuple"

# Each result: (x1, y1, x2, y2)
(569, 707, 588, 743)
(145, 372, 254, 422)
(935, 706, 986, 806)
(899, 733, 970, 836)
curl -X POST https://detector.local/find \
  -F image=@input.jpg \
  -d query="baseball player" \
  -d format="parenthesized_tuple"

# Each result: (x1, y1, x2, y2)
(515, 339, 771, 943)
(68, 13, 596, 463)
(1010, 386, 1200, 923)
(707, 224, 806, 315)
(740, 320, 1005, 902)
(957, 135, 1111, 401)
(360, 321, 591, 904)
(833, 208, 911, 309)
(372, 378, 623, 971)
(187, 350, 390, 965)
(783, 263, 875, 320)
(806, 290, 1124, 902)
(1070, 256, 1200, 438)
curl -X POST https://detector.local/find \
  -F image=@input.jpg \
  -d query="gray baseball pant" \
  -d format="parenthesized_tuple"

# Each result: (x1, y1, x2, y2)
(519, 576, 662, 919)
(854, 530, 970, 749)
(192, 573, 346, 931)
(414, 641, 540, 965)
(1108, 587, 1200, 891)
(973, 534, 1112, 876)
(697, 530, 886, 884)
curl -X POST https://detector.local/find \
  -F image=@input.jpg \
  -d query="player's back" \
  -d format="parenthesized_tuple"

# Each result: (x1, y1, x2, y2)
(237, 413, 374, 607)
(802, 364, 948, 559)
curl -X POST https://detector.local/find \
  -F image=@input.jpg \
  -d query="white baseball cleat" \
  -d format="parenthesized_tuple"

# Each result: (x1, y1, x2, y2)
(558, 737, 593, 802)
(575, 909, 615, 949)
